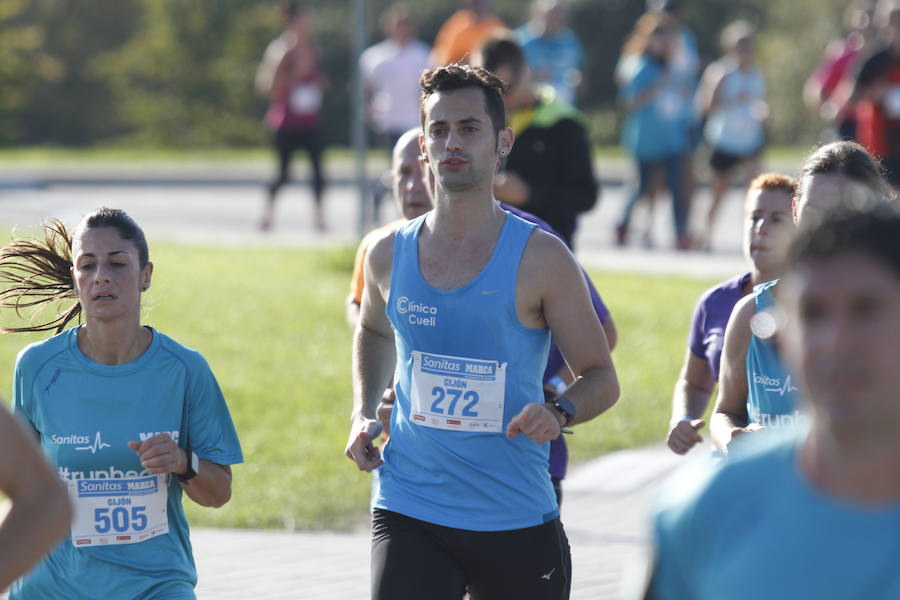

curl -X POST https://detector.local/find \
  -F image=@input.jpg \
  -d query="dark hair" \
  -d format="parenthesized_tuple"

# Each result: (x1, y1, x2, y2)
(282, 0, 304, 20)
(77, 207, 149, 268)
(788, 200, 900, 282)
(0, 207, 149, 334)
(419, 63, 507, 137)
(798, 141, 892, 200)
(473, 34, 525, 88)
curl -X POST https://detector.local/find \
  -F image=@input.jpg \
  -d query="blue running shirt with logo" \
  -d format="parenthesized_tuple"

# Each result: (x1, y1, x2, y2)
(10, 326, 243, 600)
(376, 211, 558, 531)
(746, 280, 802, 429)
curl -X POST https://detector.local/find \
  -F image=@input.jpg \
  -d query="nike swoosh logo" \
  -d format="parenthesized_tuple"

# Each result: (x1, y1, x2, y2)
(541, 568, 556, 580)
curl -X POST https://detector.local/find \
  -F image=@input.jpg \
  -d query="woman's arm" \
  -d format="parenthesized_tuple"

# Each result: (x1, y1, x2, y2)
(667, 350, 716, 455)
(710, 296, 755, 453)
(128, 434, 233, 508)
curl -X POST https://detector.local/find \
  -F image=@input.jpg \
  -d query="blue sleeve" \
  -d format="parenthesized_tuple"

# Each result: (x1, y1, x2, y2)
(647, 458, 718, 599)
(622, 59, 659, 104)
(184, 353, 243, 466)
(11, 347, 39, 436)
(648, 504, 695, 600)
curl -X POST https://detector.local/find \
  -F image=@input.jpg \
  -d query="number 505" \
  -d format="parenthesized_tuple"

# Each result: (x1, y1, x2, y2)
(94, 506, 148, 533)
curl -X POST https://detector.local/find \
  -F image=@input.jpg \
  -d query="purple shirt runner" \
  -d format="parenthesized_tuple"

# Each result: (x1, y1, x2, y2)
(501, 203, 610, 480)
(688, 272, 751, 381)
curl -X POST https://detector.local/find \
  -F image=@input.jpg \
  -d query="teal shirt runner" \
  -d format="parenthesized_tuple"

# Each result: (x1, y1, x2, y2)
(746, 280, 803, 429)
(651, 432, 900, 599)
(11, 326, 243, 600)
(375, 211, 557, 531)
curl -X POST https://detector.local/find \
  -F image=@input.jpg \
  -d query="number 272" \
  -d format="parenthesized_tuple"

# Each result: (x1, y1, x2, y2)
(431, 387, 479, 416)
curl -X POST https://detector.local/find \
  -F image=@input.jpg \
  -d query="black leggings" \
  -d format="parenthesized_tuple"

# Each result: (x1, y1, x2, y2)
(268, 128, 325, 205)
(371, 509, 571, 600)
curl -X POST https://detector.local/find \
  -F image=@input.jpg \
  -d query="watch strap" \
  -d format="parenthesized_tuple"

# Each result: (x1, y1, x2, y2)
(176, 449, 199, 482)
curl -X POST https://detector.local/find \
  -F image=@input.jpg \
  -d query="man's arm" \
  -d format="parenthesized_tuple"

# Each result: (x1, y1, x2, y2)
(509, 231, 618, 443)
(345, 235, 371, 330)
(345, 233, 396, 471)
(0, 408, 72, 590)
(710, 295, 755, 453)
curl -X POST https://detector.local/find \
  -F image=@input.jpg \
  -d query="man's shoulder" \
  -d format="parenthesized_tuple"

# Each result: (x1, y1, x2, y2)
(521, 224, 573, 273)
(655, 434, 797, 529)
(366, 219, 410, 275)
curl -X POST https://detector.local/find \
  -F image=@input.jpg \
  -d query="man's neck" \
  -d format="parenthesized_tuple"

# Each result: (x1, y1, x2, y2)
(429, 186, 504, 243)
(801, 423, 900, 505)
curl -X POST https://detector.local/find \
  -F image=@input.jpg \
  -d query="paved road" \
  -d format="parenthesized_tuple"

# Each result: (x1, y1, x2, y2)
(0, 162, 767, 598)
(189, 442, 699, 600)
(0, 170, 753, 279)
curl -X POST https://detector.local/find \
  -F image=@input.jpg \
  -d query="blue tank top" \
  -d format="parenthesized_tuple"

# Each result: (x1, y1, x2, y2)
(746, 280, 802, 429)
(375, 211, 557, 531)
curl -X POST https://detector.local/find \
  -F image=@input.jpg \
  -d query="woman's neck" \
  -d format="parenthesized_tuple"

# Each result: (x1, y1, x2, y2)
(77, 319, 150, 365)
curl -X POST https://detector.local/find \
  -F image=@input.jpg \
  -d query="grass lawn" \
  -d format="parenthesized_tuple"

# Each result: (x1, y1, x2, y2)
(0, 240, 719, 531)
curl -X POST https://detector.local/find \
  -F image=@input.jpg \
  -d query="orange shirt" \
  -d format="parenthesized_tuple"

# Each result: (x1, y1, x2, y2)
(431, 10, 506, 65)
(349, 220, 406, 305)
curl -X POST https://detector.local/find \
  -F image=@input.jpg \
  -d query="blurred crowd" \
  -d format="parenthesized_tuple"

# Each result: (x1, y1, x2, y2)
(255, 0, 900, 255)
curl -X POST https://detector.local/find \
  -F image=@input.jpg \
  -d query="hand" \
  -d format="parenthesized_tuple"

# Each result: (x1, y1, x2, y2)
(666, 419, 705, 455)
(345, 418, 384, 472)
(127, 433, 186, 475)
(507, 403, 561, 444)
(726, 422, 767, 453)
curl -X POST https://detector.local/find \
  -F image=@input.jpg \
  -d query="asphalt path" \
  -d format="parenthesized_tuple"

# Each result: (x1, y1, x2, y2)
(0, 170, 752, 279)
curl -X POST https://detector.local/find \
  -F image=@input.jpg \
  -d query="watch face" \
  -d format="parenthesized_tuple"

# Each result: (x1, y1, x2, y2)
(556, 397, 575, 422)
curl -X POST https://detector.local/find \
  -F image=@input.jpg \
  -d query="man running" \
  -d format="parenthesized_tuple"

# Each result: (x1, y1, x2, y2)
(345, 64, 619, 599)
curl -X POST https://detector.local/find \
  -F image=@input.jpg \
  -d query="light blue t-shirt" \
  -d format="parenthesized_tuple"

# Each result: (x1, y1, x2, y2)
(650, 432, 900, 599)
(375, 212, 557, 531)
(746, 280, 802, 429)
(516, 24, 584, 106)
(619, 53, 688, 162)
(11, 326, 243, 600)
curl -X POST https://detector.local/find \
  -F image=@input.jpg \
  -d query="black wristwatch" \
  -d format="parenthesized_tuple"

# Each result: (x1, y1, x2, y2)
(545, 395, 576, 428)
(176, 449, 200, 482)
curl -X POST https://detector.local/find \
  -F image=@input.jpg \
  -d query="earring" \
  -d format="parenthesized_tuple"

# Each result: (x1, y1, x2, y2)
(499, 149, 508, 156)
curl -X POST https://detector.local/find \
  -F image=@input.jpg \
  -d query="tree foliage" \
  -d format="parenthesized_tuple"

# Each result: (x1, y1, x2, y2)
(0, 0, 854, 148)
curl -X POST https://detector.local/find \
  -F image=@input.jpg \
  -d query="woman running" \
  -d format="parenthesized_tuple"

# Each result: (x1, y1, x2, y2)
(711, 141, 892, 454)
(2, 207, 243, 599)
(666, 173, 796, 455)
